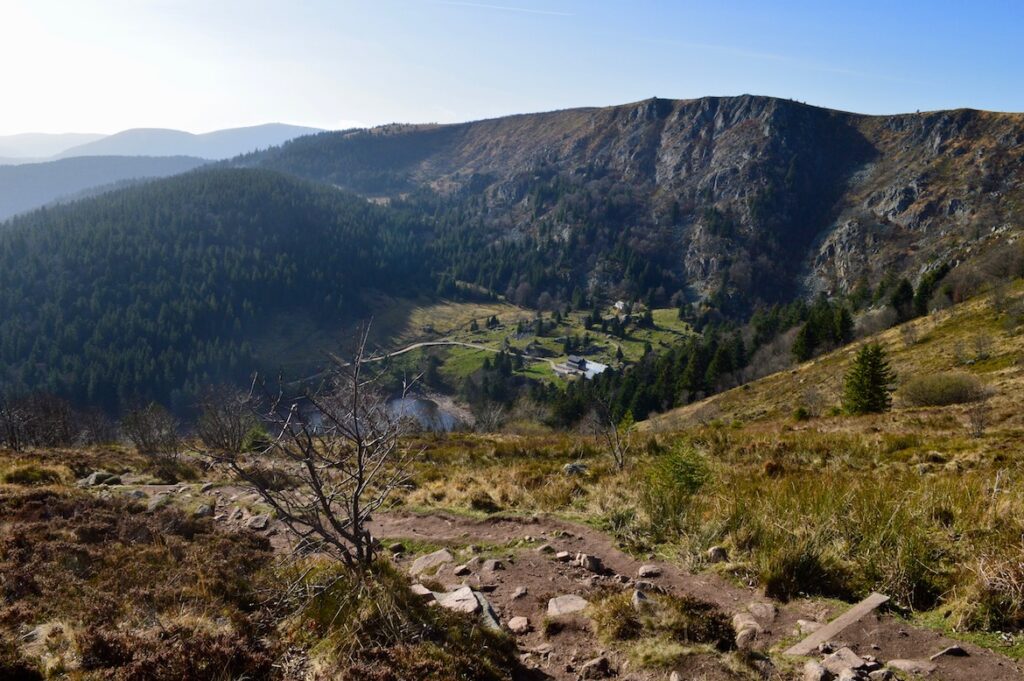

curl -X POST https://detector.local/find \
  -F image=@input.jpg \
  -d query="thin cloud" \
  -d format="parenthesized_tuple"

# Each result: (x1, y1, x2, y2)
(433, 1, 574, 17)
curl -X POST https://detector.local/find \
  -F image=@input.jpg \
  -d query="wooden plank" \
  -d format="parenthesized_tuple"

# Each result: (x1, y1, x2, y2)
(784, 592, 890, 656)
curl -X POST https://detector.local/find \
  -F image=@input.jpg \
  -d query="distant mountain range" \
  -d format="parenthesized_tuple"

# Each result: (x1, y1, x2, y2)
(0, 123, 322, 164)
(0, 123, 324, 220)
(0, 156, 209, 221)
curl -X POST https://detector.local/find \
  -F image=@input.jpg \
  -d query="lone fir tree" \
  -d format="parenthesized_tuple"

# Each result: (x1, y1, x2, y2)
(843, 343, 896, 414)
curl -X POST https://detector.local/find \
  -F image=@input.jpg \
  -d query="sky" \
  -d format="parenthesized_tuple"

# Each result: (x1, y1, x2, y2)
(1, 0, 1023, 135)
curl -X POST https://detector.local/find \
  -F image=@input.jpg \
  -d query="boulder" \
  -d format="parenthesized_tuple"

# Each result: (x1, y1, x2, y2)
(803, 661, 833, 681)
(537, 543, 555, 554)
(707, 545, 729, 563)
(630, 589, 652, 612)
(410, 584, 434, 600)
(732, 612, 762, 650)
(453, 564, 472, 576)
(193, 504, 214, 518)
(146, 496, 169, 513)
(576, 553, 603, 573)
(483, 558, 505, 571)
(436, 586, 480, 614)
(562, 462, 588, 476)
(822, 648, 867, 675)
(388, 542, 405, 554)
(246, 514, 269, 530)
(474, 591, 501, 630)
(579, 656, 610, 679)
(637, 564, 662, 578)
(80, 471, 114, 487)
(547, 594, 589, 617)
(410, 548, 455, 577)
(508, 616, 530, 634)
(747, 601, 777, 623)
(867, 670, 894, 680)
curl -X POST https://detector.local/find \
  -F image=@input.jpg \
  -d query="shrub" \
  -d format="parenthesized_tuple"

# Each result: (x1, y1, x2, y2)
(1, 463, 63, 486)
(590, 590, 732, 652)
(641, 444, 711, 541)
(792, 406, 810, 421)
(902, 371, 988, 407)
(121, 402, 180, 457)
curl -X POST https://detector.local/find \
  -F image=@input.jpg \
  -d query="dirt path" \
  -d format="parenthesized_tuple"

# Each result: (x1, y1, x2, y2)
(129, 483, 1024, 680)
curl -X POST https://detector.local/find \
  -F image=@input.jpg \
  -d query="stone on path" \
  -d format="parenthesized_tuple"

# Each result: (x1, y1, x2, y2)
(512, 586, 528, 599)
(747, 601, 777, 623)
(508, 616, 530, 634)
(436, 586, 480, 614)
(579, 656, 610, 679)
(410, 548, 455, 577)
(537, 543, 555, 554)
(929, 644, 968, 660)
(483, 558, 504, 571)
(802, 661, 831, 681)
(547, 594, 589, 617)
(453, 564, 471, 576)
(822, 647, 867, 675)
(555, 551, 572, 562)
(630, 589, 651, 612)
(637, 564, 662, 578)
(576, 553, 603, 573)
(410, 584, 434, 600)
(246, 514, 269, 530)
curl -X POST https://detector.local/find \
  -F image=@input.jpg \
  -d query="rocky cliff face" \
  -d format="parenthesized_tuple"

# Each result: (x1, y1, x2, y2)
(248, 96, 1024, 308)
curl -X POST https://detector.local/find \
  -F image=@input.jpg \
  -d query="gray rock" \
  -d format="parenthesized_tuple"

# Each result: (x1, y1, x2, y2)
(803, 661, 833, 681)
(576, 553, 603, 573)
(747, 601, 777, 623)
(630, 589, 652, 612)
(388, 542, 405, 554)
(483, 558, 505, 571)
(410, 584, 434, 600)
(822, 648, 866, 675)
(836, 669, 859, 681)
(562, 462, 588, 476)
(246, 514, 269, 530)
(125, 489, 147, 500)
(229, 507, 244, 521)
(474, 591, 501, 630)
(547, 594, 589, 617)
(410, 548, 455, 576)
(508, 616, 530, 634)
(80, 471, 113, 487)
(634, 579, 656, 592)
(579, 656, 610, 679)
(867, 671, 894, 681)
(537, 543, 555, 554)
(886, 659, 937, 675)
(453, 564, 472, 576)
(436, 586, 480, 614)
(512, 586, 528, 599)
(637, 564, 662, 578)
(200, 482, 216, 493)
(193, 504, 214, 518)
(146, 496, 169, 513)
(706, 545, 729, 563)
(735, 626, 759, 650)
(555, 551, 572, 562)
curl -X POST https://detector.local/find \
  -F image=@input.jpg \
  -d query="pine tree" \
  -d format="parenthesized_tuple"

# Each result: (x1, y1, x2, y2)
(843, 343, 896, 414)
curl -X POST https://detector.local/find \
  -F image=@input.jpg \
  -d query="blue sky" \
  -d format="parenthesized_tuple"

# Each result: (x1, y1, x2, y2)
(2, 0, 1023, 134)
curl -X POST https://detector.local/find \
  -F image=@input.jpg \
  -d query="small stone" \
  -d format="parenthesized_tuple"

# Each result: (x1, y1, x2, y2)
(670, 672, 682, 681)
(512, 586, 528, 599)
(735, 626, 758, 650)
(836, 670, 858, 681)
(547, 594, 589, 617)
(867, 670, 894, 681)
(229, 507, 243, 521)
(929, 644, 968, 660)
(579, 656, 610, 679)
(125, 489, 147, 500)
(562, 462, 588, 476)
(887, 659, 937, 675)
(388, 542, 405, 554)
(246, 514, 269, 530)
(706, 545, 729, 563)
(146, 496, 168, 513)
(637, 564, 662, 578)
(200, 482, 215, 493)
(193, 504, 214, 518)
(555, 551, 572, 562)
(576, 553, 603, 573)
(634, 579, 655, 592)
(453, 564, 472, 576)
(537, 543, 555, 554)
(508, 616, 530, 634)
(483, 558, 504, 571)
(802, 661, 832, 681)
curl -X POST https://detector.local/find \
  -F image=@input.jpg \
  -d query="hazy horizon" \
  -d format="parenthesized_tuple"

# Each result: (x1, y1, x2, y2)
(3, 0, 1024, 136)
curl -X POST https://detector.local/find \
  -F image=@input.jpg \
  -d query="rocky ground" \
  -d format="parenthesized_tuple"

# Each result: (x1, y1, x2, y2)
(72, 471, 1024, 681)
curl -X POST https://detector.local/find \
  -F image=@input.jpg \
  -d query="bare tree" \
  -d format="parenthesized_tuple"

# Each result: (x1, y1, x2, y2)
(196, 386, 258, 454)
(967, 397, 992, 438)
(584, 398, 634, 470)
(121, 402, 180, 457)
(215, 328, 420, 567)
(0, 394, 29, 452)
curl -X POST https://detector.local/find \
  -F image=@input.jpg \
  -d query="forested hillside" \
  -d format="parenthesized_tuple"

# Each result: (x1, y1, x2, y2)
(0, 169, 430, 410)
